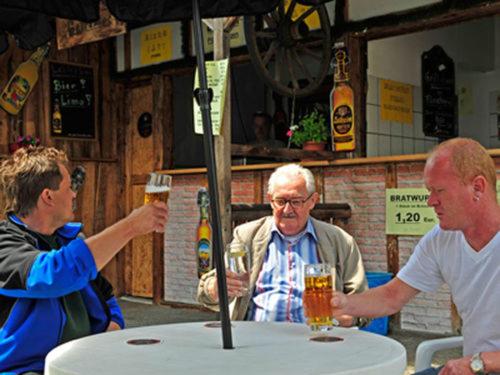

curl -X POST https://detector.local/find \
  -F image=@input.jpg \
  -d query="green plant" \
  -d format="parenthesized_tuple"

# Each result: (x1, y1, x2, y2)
(287, 109, 328, 147)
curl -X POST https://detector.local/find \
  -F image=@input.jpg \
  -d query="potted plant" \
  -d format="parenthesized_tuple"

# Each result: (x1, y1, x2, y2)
(9, 135, 41, 154)
(287, 109, 329, 151)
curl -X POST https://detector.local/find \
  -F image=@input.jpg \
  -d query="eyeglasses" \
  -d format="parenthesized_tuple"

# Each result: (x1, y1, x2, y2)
(271, 193, 313, 209)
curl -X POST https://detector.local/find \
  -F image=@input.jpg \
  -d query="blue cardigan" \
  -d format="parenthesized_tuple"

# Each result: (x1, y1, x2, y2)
(0, 215, 124, 374)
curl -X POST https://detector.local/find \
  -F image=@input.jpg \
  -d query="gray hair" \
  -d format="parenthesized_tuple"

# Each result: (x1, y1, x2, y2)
(267, 164, 316, 195)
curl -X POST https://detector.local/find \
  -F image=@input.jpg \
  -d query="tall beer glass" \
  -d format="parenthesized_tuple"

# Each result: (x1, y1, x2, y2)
(303, 263, 334, 332)
(144, 173, 172, 204)
(224, 243, 250, 296)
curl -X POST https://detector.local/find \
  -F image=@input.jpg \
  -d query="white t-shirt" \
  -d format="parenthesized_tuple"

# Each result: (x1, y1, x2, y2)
(398, 225, 500, 357)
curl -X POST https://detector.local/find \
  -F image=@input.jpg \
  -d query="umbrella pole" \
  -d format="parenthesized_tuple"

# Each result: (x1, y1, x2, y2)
(191, 0, 233, 350)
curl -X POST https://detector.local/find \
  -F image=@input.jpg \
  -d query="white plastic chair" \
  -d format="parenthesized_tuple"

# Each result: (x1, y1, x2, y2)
(414, 336, 463, 372)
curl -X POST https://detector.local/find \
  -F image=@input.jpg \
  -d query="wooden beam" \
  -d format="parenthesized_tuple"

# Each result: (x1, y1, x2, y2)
(213, 18, 232, 247)
(231, 144, 337, 161)
(253, 171, 264, 204)
(385, 163, 399, 329)
(152, 232, 165, 304)
(347, 1, 500, 40)
(163, 76, 174, 169)
(151, 73, 166, 304)
(344, 34, 367, 157)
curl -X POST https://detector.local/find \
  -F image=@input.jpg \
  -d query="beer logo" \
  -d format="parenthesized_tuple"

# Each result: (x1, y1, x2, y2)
(198, 239, 211, 271)
(333, 105, 353, 134)
(3, 75, 31, 108)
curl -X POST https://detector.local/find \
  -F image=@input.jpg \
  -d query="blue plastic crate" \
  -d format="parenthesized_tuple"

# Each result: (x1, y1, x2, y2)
(360, 272, 393, 335)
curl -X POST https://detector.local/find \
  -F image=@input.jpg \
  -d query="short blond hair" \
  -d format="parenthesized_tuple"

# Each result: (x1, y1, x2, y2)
(0, 146, 68, 216)
(428, 138, 496, 191)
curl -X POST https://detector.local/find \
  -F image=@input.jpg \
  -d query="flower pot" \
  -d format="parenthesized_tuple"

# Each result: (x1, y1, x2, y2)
(302, 141, 326, 152)
(301, 141, 326, 162)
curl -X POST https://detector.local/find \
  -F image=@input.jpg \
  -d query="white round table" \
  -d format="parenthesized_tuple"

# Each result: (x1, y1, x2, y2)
(45, 322, 406, 375)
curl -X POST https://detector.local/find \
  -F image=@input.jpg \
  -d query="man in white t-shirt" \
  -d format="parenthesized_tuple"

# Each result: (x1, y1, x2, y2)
(331, 137, 500, 375)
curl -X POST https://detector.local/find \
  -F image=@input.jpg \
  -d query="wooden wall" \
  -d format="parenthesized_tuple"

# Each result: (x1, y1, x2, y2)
(0, 38, 127, 294)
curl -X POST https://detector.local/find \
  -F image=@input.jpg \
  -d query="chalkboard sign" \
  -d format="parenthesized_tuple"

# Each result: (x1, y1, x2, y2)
(421, 45, 457, 139)
(49, 62, 96, 139)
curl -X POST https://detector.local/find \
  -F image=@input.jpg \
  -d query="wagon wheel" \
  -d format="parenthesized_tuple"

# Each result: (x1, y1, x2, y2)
(244, 0, 331, 98)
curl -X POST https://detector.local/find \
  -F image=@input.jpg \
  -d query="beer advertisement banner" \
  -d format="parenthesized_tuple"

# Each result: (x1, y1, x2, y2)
(386, 188, 437, 235)
(193, 59, 229, 136)
(380, 79, 413, 125)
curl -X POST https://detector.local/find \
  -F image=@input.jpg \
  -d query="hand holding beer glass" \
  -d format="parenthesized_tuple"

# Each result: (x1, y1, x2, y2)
(224, 243, 250, 297)
(144, 173, 172, 204)
(303, 263, 335, 332)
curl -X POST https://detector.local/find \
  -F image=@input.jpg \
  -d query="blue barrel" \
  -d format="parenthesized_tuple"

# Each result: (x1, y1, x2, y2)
(360, 272, 393, 335)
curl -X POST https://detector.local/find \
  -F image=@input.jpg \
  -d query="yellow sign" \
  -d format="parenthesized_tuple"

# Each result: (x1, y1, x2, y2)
(380, 79, 413, 124)
(284, 0, 320, 30)
(386, 188, 437, 235)
(193, 59, 229, 136)
(140, 25, 172, 65)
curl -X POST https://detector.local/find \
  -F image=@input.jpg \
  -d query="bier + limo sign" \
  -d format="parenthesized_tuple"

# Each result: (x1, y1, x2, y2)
(49, 62, 96, 139)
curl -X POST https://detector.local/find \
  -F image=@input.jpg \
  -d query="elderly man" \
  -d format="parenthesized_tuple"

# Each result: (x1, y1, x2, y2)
(0, 147, 168, 374)
(198, 163, 368, 326)
(331, 138, 500, 375)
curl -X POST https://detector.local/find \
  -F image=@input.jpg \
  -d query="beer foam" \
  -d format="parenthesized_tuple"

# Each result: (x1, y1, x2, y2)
(145, 185, 170, 193)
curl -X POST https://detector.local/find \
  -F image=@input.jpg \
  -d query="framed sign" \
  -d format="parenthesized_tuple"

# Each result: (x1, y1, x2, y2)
(421, 45, 457, 139)
(49, 62, 97, 139)
(386, 188, 437, 235)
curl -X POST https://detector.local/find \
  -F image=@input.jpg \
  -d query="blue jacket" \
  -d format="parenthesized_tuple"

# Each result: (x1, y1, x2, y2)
(0, 215, 124, 374)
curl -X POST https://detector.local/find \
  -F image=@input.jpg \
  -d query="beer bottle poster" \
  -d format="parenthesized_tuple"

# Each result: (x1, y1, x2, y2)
(49, 62, 97, 139)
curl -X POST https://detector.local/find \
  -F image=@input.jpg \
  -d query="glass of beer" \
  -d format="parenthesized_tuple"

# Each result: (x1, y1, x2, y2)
(303, 263, 334, 332)
(224, 243, 250, 295)
(144, 172, 172, 204)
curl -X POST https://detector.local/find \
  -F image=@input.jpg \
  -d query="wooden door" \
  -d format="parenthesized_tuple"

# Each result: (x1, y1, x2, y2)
(125, 83, 155, 297)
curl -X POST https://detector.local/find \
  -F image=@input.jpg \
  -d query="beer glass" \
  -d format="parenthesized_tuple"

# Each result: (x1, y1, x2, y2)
(224, 243, 250, 295)
(303, 263, 334, 332)
(144, 173, 172, 204)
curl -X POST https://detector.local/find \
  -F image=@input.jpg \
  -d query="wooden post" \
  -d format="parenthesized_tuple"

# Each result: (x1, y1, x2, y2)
(152, 73, 166, 304)
(209, 18, 233, 246)
(344, 34, 367, 157)
(385, 163, 400, 329)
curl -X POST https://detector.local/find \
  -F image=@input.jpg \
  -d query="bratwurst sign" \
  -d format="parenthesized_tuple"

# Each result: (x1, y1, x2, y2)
(386, 188, 438, 235)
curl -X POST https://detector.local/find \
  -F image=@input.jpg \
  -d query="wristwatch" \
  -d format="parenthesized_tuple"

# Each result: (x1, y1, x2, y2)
(470, 352, 485, 374)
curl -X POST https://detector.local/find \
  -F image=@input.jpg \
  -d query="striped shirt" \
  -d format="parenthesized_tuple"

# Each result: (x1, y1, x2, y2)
(247, 219, 319, 322)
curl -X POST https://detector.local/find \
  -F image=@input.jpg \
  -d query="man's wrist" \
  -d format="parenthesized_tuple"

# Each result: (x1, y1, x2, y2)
(470, 352, 485, 374)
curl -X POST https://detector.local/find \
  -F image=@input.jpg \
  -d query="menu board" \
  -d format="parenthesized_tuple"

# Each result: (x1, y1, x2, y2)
(421, 45, 457, 139)
(49, 62, 96, 139)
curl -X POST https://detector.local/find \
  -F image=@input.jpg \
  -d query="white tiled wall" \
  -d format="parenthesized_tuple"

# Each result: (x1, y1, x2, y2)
(366, 75, 439, 157)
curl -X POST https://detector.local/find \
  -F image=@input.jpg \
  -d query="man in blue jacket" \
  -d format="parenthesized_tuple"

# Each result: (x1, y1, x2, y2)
(0, 146, 169, 374)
